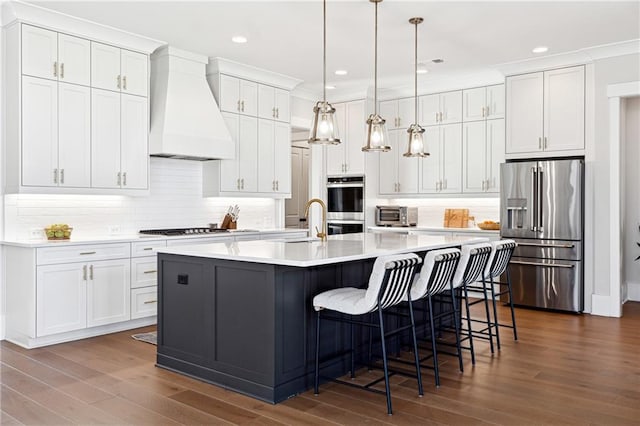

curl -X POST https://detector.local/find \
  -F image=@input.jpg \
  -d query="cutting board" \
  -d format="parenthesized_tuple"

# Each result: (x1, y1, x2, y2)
(444, 209, 469, 228)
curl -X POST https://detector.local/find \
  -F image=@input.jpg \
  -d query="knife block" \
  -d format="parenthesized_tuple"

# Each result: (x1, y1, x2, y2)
(221, 214, 236, 229)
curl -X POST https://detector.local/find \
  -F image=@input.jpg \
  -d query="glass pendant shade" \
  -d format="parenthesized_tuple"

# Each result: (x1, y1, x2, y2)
(403, 123, 428, 157)
(309, 101, 340, 145)
(362, 113, 390, 151)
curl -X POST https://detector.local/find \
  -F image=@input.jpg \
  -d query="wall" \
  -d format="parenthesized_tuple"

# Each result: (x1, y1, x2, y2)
(1, 4, 5, 339)
(591, 53, 640, 299)
(623, 96, 640, 300)
(4, 158, 279, 240)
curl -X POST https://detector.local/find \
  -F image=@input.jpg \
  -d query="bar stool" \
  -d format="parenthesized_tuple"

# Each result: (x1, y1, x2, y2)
(465, 239, 517, 353)
(313, 252, 423, 415)
(408, 248, 461, 387)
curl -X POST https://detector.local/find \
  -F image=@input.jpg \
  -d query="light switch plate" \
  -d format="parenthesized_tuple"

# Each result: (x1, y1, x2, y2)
(107, 225, 120, 235)
(29, 228, 44, 239)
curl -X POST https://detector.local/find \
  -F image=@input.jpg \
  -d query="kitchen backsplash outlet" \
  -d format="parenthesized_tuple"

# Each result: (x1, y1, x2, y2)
(107, 225, 121, 235)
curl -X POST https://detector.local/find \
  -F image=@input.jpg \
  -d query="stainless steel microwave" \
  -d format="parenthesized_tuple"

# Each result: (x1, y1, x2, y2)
(375, 206, 418, 227)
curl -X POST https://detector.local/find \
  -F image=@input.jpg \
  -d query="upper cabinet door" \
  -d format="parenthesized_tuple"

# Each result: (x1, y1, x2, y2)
(22, 25, 58, 81)
(121, 49, 148, 97)
(440, 91, 462, 124)
(485, 119, 505, 192)
(326, 102, 347, 175)
(273, 122, 291, 193)
(238, 115, 258, 191)
(506, 72, 544, 154)
(420, 126, 441, 193)
(439, 123, 462, 193)
(486, 84, 505, 119)
(397, 135, 420, 194)
(91, 88, 121, 188)
(543, 66, 585, 151)
(397, 97, 415, 130)
(219, 112, 240, 192)
(419, 94, 440, 126)
(91, 42, 121, 92)
(58, 82, 91, 188)
(258, 85, 275, 119)
(378, 130, 399, 194)
(239, 80, 258, 116)
(274, 88, 290, 122)
(21, 76, 58, 187)
(257, 119, 275, 192)
(463, 87, 486, 122)
(345, 100, 365, 174)
(462, 121, 486, 193)
(219, 74, 240, 113)
(120, 94, 149, 189)
(379, 100, 399, 129)
(58, 34, 90, 86)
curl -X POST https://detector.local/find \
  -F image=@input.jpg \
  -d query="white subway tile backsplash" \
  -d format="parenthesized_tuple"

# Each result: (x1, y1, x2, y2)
(4, 158, 278, 240)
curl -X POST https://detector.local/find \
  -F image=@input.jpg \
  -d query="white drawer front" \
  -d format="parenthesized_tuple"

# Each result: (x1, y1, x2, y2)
(37, 243, 131, 265)
(131, 286, 157, 319)
(131, 240, 167, 257)
(131, 256, 158, 289)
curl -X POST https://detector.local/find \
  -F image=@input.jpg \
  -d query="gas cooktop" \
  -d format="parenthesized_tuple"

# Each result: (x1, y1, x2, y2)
(139, 227, 229, 236)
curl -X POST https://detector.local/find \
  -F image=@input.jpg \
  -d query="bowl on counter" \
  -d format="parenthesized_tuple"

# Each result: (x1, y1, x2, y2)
(45, 224, 73, 240)
(477, 221, 500, 231)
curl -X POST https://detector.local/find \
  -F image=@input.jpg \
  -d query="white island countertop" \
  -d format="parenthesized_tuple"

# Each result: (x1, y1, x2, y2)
(157, 232, 489, 267)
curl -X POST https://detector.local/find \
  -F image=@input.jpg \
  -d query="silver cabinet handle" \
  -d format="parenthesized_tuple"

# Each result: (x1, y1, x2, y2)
(276, 180, 279, 191)
(439, 112, 443, 122)
(237, 100, 241, 112)
(143, 247, 153, 251)
(241, 178, 244, 189)
(117, 172, 122, 186)
(123, 76, 127, 90)
(481, 106, 485, 117)
(53, 169, 58, 184)
(544, 136, 548, 149)
(538, 137, 542, 149)
(80, 251, 96, 255)
(83, 265, 87, 281)
(89, 265, 94, 280)
(60, 63, 65, 79)
(144, 300, 157, 304)
(443, 179, 447, 190)
(241, 100, 245, 112)
(237, 178, 240, 190)
(143, 270, 157, 274)
(272, 180, 275, 191)
(276, 108, 279, 119)
(117, 75, 121, 89)
(53, 61, 58, 77)
(123, 172, 127, 186)
(517, 242, 575, 249)
(397, 182, 401, 192)
(510, 260, 574, 269)
(272, 107, 276, 118)
(60, 169, 65, 184)
(481, 180, 486, 191)
(435, 112, 438, 123)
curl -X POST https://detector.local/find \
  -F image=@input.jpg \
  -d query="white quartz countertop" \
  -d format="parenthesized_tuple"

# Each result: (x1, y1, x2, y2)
(157, 232, 489, 267)
(1, 228, 306, 248)
(368, 226, 500, 235)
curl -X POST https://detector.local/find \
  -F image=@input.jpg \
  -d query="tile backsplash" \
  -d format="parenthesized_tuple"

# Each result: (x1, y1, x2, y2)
(4, 158, 278, 240)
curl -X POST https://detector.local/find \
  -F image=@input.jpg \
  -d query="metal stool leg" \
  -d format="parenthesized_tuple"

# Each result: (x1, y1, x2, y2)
(489, 276, 501, 350)
(314, 311, 321, 395)
(427, 294, 441, 387)
(481, 276, 495, 354)
(462, 283, 476, 365)
(506, 269, 518, 341)
(450, 287, 464, 372)
(350, 320, 356, 378)
(377, 308, 393, 415)
(408, 300, 424, 397)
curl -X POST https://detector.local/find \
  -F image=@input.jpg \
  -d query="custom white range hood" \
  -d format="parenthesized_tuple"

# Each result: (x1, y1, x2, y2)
(150, 46, 234, 160)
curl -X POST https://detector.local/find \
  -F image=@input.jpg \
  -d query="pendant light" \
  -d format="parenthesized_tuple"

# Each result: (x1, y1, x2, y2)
(403, 17, 429, 157)
(308, 0, 340, 145)
(362, 0, 390, 152)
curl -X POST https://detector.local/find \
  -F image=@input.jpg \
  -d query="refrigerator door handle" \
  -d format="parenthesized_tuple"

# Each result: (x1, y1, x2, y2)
(516, 242, 575, 249)
(510, 260, 575, 269)
(530, 167, 537, 232)
(537, 167, 544, 232)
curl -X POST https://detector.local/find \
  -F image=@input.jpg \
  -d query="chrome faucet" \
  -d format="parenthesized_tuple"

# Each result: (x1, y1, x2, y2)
(304, 198, 327, 241)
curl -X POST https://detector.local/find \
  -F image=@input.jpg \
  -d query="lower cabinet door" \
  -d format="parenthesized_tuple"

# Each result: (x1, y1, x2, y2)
(131, 286, 158, 319)
(87, 259, 131, 327)
(37, 263, 87, 337)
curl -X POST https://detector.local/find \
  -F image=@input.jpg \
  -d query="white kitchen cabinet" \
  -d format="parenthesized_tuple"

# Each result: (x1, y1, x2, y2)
(36, 263, 87, 337)
(420, 91, 463, 126)
(218, 74, 258, 116)
(379, 98, 414, 130)
(131, 287, 158, 320)
(258, 85, 289, 122)
(131, 257, 159, 289)
(91, 89, 148, 189)
(378, 130, 420, 195)
(462, 84, 504, 122)
(326, 100, 366, 175)
(462, 119, 504, 193)
(21, 77, 91, 188)
(21, 25, 90, 86)
(87, 259, 131, 327)
(420, 123, 462, 194)
(92, 42, 148, 96)
(258, 119, 291, 194)
(506, 65, 584, 155)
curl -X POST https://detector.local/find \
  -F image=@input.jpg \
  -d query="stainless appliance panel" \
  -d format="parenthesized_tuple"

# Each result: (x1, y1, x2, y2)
(500, 161, 537, 239)
(327, 220, 364, 235)
(508, 256, 583, 312)
(326, 175, 364, 221)
(512, 238, 582, 261)
(537, 159, 583, 240)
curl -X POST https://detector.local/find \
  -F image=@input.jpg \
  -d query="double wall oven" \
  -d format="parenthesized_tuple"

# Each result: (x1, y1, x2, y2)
(326, 175, 365, 235)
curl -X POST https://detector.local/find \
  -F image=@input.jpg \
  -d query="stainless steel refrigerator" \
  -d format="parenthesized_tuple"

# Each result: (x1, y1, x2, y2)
(500, 159, 584, 312)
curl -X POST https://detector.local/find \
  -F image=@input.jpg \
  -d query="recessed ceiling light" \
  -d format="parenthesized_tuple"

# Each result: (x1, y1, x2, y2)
(231, 35, 247, 44)
(335, 70, 348, 76)
(325, 85, 336, 90)
(431, 58, 444, 64)
(532, 46, 548, 54)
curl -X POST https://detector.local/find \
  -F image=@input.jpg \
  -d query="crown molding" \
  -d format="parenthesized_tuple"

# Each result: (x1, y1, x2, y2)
(290, 87, 318, 102)
(2, 0, 165, 54)
(208, 57, 302, 91)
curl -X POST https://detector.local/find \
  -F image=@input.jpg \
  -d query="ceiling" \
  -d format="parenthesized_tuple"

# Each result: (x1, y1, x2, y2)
(30, 1, 640, 95)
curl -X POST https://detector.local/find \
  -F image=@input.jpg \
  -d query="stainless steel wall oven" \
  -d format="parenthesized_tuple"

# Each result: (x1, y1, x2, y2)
(326, 175, 365, 235)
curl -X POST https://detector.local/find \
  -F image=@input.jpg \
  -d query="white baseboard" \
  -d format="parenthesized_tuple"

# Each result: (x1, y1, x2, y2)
(627, 281, 640, 302)
(591, 294, 622, 317)
(0, 315, 5, 341)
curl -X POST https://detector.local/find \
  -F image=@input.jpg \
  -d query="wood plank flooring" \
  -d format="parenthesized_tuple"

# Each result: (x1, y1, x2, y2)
(2, 302, 640, 425)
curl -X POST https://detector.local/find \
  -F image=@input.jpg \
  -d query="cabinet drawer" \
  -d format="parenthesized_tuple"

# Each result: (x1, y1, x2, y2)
(131, 286, 157, 319)
(131, 240, 167, 257)
(131, 256, 158, 289)
(37, 243, 130, 265)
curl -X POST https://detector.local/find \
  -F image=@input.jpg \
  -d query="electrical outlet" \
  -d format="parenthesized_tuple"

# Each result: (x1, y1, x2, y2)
(30, 228, 44, 239)
(107, 225, 120, 235)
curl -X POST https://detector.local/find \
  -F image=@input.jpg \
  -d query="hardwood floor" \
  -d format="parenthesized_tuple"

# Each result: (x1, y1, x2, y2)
(2, 302, 640, 425)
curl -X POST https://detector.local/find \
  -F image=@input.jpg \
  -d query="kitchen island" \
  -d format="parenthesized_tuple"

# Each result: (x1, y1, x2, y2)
(155, 232, 487, 403)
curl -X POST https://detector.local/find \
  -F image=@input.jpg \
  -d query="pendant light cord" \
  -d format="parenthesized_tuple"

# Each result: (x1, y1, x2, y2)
(374, 0, 378, 114)
(414, 20, 418, 124)
(323, 0, 327, 103)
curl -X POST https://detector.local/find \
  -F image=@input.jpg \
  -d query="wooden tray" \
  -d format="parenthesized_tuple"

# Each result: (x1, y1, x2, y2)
(443, 209, 469, 228)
